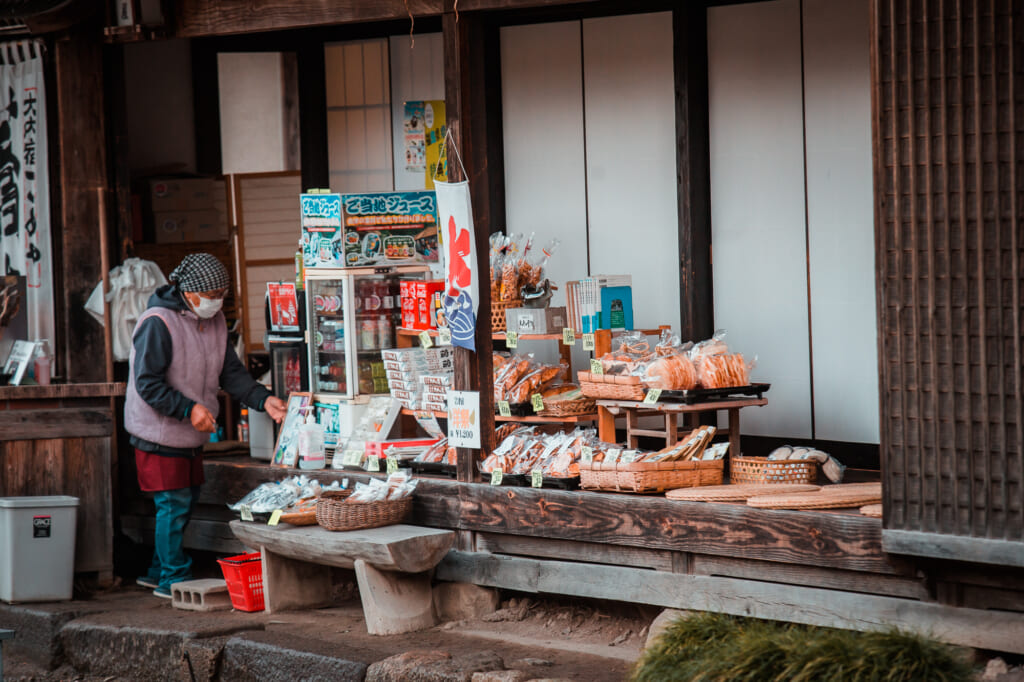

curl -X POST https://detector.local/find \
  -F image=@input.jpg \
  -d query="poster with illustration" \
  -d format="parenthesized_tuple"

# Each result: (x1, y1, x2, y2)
(404, 101, 426, 172)
(422, 100, 447, 190)
(339, 191, 440, 266)
(300, 193, 344, 268)
(272, 392, 313, 466)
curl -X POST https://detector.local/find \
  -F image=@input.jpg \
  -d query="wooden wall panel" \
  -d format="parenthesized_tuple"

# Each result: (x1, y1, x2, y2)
(874, 0, 1024, 555)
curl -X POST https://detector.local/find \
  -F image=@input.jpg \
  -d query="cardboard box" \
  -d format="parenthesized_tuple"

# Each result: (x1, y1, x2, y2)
(149, 177, 223, 213)
(153, 209, 227, 244)
(506, 306, 568, 335)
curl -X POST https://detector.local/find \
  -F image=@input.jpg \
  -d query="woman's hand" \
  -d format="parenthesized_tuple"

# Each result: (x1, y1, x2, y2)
(190, 403, 217, 433)
(264, 396, 288, 423)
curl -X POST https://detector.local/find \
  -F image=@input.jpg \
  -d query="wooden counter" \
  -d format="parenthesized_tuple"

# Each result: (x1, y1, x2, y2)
(0, 382, 124, 578)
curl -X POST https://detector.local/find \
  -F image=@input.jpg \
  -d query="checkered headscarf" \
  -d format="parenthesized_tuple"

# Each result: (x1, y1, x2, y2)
(169, 253, 231, 293)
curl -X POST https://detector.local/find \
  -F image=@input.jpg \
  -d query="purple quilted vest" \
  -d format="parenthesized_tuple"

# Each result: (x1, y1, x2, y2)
(124, 307, 227, 449)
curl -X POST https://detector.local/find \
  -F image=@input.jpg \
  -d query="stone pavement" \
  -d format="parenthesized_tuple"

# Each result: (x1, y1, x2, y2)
(0, 582, 642, 682)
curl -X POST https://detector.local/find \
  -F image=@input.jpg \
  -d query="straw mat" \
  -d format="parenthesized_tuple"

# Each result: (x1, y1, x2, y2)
(747, 482, 882, 510)
(665, 483, 820, 502)
(860, 503, 883, 518)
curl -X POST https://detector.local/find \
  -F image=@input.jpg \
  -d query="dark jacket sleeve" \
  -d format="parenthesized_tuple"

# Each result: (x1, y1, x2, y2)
(219, 339, 272, 410)
(132, 316, 195, 420)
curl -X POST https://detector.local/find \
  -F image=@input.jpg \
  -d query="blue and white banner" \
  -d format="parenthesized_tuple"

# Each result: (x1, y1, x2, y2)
(434, 180, 478, 351)
(0, 40, 52, 346)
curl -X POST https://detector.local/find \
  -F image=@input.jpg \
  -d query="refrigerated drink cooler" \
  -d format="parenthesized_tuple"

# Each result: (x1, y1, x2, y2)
(305, 265, 430, 400)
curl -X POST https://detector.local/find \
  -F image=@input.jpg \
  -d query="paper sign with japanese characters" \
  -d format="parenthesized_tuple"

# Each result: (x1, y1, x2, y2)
(447, 390, 480, 449)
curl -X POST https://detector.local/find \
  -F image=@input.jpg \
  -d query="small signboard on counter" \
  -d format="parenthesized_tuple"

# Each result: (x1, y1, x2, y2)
(300, 192, 344, 267)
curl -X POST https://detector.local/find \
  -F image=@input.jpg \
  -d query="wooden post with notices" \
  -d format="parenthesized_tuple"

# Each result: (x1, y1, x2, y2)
(443, 5, 505, 482)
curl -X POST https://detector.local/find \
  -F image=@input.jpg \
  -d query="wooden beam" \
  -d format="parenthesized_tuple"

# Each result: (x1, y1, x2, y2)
(0, 409, 113, 441)
(436, 550, 1024, 654)
(414, 480, 904, 573)
(884, 529, 1024, 569)
(55, 31, 108, 383)
(191, 39, 223, 176)
(443, 6, 500, 481)
(298, 42, 328, 190)
(673, 3, 713, 341)
(120, 514, 245, 554)
(475, 531, 675, 571)
(174, 0, 443, 38)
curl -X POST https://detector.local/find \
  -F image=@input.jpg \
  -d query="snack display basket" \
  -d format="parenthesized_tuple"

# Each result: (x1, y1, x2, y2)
(729, 456, 817, 485)
(579, 459, 724, 494)
(491, 298, 523, 333)
(539, 396, 596, 417)
(577, 371, 646, 401)
(217, 552, 264, 612)
(316, 489, 412, 531)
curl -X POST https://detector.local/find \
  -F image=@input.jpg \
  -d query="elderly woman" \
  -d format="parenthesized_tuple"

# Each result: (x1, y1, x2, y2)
(124, 253, 286, 597)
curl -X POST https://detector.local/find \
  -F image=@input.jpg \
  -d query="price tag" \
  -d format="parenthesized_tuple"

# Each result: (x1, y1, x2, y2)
(367, 456, 380, 472)
(531, 393, 544, 412)
(562, 328, 576, 346)
(606, 448, 622, 464)
(343, 450, 362, 467)
(419, 331, 434, 348)
(590, 359, 604, 375)
(498, 400, 512, 417)
(531, 469, 543, 488)
(581, 446, 594, 463)
(386, 456, 399, 474)
(240, 505, 253, 522)
(582, 333, 595, 351)
(644, 389, 662, 405)
(490, 470, 503, 486)
(621, 450, 638, 463)
(438, 327, 452, 345)
(268, 510, 282, 526)
(506, 331, 518, 349)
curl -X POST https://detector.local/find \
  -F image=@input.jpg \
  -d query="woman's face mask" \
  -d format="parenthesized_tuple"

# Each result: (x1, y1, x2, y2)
(184, 290, 226, 319)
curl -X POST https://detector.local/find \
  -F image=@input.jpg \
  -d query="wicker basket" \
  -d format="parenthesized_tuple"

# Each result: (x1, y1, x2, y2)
(730, 456, 817, 485)
(577, 371, 646, 401)
(491, 299, 523, 333)
(579, 459, 724, 494)
(539, 397, 597, 417)
(316, 490, 413, 532)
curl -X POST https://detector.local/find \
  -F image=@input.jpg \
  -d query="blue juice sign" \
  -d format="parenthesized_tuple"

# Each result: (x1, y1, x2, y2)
(300, 193, 344, 268)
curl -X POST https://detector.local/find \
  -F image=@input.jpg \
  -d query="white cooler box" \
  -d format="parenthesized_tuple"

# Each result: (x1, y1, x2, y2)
(0, 496, 79, 602)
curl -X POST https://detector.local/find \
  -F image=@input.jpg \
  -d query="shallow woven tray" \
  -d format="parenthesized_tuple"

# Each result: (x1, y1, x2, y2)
(860, 503, 883, 518)
(665, 483, 821, 502)
(539, 397, 597, 417)
(580, 459, 723, 494)
(746, 482, 882, 510)
(577, 371, 646, 401)
(316, 490, 412, 532)
(730, 456, 817, 485)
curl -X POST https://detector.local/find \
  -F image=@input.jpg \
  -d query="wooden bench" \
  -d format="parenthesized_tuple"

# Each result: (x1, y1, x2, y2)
(229, 521, 454, 635)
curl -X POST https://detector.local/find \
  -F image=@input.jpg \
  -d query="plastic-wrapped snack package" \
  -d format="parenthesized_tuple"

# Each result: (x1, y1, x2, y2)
(349, 478, 389, 503)
(387, 478, 419, 500)
(643, 354, 697, 390)
(521, 237, 560, 290)
(514, 232, 535, 292)
(499, 233, 525, 301)
(600, 331, 653, 375)
(699, 353, 750, 388)
(494, 354, 535, 402)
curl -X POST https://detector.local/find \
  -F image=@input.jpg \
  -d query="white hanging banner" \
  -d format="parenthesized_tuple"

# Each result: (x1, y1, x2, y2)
(435, 179, 478, 351)
(0, 40, 53, 346)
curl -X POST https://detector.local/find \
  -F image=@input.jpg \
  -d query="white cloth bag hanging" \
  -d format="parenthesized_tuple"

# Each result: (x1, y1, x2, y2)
(85, 258, 168, 361)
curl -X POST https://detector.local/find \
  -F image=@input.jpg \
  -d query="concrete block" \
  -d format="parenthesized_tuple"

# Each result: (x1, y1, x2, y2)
(434, 582, 500, 622)
(172, 579, 232, 612)
(354, 559, 436, 636)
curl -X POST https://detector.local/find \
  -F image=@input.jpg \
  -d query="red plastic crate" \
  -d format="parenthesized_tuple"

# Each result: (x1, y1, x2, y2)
(217, 552, 264, 612)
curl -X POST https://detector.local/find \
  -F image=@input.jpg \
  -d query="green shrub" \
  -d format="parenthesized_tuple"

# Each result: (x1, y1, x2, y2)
(632, 612, 974, 682)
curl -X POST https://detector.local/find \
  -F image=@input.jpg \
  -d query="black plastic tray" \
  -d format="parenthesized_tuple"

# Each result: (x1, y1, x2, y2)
(495, 402, 534, 417)
(410, 461, 458, 478)
(658, 383, 771, 404)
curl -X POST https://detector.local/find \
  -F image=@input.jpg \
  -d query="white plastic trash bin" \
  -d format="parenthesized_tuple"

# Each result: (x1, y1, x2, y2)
(0, 496, 79, 602)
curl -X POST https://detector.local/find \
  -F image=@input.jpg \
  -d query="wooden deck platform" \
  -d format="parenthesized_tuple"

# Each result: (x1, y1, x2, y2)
(118, 456, 1024, 653)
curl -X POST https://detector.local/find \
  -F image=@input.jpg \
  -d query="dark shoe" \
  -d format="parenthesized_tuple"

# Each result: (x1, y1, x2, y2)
(153, 585, 172, 599)
(136, 576, 159, 589)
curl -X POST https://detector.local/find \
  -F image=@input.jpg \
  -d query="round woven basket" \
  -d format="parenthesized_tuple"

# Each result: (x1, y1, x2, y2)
(665, 483, 820, 502)
(316, 491, 413, 532)
(491, 299, 523, 333)
(729, 456, 817, 485)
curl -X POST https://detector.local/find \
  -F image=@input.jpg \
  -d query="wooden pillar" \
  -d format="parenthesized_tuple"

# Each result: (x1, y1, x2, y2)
(55, 31, 109, 383)
(444, 6, 504, 481)
(673, 4, 713, 342)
